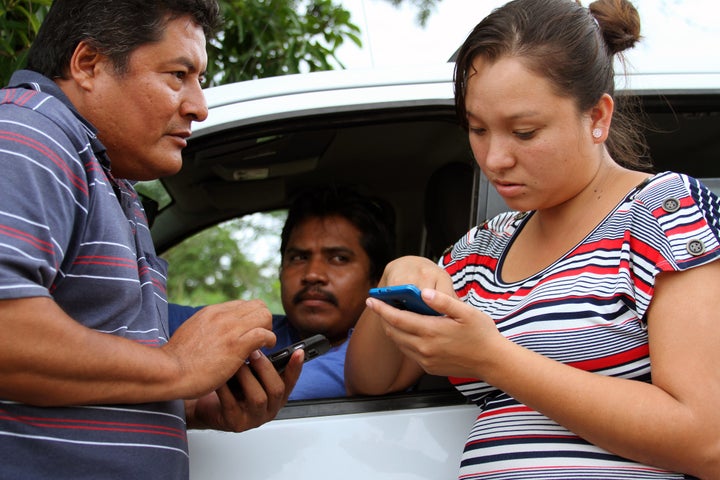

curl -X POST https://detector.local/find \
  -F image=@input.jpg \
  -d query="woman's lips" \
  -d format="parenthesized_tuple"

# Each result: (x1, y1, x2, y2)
(493, 180, 524, 198)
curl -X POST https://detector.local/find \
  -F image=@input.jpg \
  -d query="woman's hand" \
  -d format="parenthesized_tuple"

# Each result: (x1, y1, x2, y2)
(345, 255, 457, 395)
(379, 256, 456, 294)
(364, 287, 504, 380)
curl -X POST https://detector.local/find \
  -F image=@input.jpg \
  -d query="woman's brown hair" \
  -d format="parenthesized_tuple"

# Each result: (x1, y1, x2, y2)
(454, 0, 651, 170)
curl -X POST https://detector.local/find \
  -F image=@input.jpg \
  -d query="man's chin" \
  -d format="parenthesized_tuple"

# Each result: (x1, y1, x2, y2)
(152, 156, 184, 179)
(291, 308, 336, 327)
(110, 158, 182, 181)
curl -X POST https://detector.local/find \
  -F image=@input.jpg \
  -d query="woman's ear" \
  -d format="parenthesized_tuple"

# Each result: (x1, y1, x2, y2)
(590, 93, 614, 143)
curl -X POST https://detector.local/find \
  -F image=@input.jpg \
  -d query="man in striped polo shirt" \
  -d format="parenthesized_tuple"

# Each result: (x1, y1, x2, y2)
(0, 1, 301, 478)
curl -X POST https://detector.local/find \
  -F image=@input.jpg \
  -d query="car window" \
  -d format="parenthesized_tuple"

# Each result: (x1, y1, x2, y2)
(162, 211, 286, 314)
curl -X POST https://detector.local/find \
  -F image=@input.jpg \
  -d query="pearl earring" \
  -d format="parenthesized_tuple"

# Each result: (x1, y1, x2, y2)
(592, 128, 603, 139)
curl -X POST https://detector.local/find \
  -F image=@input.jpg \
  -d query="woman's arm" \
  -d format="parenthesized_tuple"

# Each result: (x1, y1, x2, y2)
(344, 255, 455, 395)
(345, 306, 424, 395)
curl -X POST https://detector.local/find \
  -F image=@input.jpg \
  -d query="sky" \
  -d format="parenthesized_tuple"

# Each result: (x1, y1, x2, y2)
(335, 0, 720, 74)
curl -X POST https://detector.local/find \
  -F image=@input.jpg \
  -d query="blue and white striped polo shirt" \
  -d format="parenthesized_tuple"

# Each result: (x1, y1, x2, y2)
(0, 70, 186, 479)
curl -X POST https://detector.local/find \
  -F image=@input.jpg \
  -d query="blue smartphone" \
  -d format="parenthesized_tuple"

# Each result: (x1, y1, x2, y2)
(368, 284, 442, 316)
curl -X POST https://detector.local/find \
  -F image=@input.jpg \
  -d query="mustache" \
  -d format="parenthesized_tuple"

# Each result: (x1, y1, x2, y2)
(293, 286, 339, 307)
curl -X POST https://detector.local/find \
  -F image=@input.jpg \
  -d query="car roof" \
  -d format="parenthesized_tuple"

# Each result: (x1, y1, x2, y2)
(200, 63, 720, 109)
(194, 64, 720, 136)
(195, 64, 458, 138)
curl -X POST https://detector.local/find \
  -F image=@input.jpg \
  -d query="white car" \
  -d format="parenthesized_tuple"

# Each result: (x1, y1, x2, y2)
(145, 64, 720, 479)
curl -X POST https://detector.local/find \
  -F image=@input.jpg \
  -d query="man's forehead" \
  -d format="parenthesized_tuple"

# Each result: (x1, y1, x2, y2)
(288, 217, 363, 249)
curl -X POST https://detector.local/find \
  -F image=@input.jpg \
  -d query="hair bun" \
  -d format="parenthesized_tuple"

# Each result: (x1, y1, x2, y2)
(589, 0, 641, 55)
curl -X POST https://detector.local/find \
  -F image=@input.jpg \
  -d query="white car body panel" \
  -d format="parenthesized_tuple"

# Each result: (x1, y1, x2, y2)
(189, 404, 478, 480)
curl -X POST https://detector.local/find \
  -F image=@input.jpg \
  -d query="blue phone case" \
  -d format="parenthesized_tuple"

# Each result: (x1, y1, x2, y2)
(368, 284, 441, 316)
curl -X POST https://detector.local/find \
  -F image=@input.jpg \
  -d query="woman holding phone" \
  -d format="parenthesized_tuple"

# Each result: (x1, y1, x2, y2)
(345, 0, 720, 478)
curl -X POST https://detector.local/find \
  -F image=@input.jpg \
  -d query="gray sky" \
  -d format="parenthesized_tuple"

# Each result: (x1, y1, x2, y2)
(336, 0, 720, 74)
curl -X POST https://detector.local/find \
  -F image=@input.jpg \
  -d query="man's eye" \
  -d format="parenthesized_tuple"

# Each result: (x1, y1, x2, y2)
(286, 254, 307, 263)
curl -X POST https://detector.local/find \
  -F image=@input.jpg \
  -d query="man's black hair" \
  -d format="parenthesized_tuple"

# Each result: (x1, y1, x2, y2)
(26, 0, 221, 78)
(280, 186, 396, 283)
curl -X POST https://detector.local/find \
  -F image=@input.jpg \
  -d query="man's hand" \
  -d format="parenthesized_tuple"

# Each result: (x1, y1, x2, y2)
(185, 348, 304, 431)
(163, 300, 276, 399)
(0, 298, 275, 406)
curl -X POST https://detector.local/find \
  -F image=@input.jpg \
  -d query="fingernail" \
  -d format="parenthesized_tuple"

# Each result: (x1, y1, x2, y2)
(250, 349, 262, 360)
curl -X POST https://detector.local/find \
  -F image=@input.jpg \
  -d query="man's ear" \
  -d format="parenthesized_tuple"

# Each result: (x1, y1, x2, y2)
(68, 41, 105, 91)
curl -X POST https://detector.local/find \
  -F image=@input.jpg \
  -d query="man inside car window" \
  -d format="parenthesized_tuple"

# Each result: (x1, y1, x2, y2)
(170, 185, 396, 400)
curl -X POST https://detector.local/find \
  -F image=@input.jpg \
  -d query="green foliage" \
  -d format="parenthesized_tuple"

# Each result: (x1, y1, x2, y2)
(0, 0, 51, 86)
(0, 0, 363, 86)
(135, 180, 173, 210)
(209, 0, 362, 84)
(162, 212, 287, 313)
(1, 0, 439, 86)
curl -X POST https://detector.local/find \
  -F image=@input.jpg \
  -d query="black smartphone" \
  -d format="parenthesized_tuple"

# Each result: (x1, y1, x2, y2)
(368, 284, 442, 316)
(264, 333, 331, 373)
(227, 334, 331, 395)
